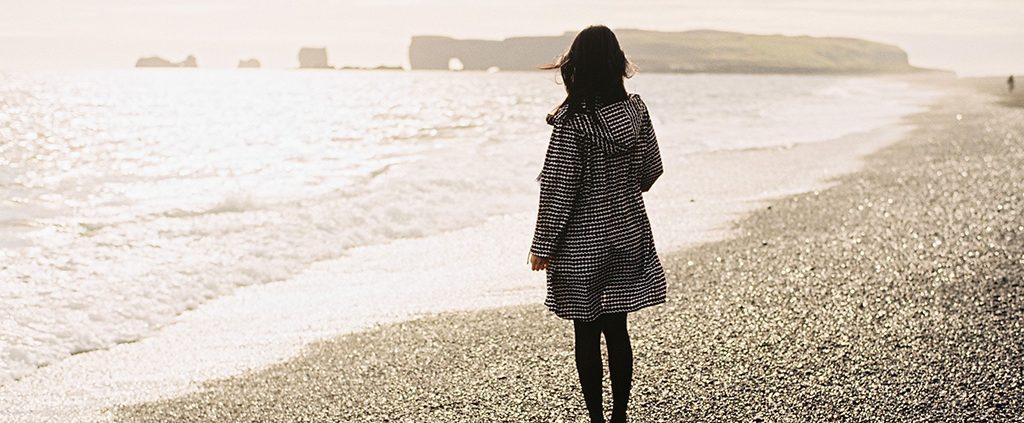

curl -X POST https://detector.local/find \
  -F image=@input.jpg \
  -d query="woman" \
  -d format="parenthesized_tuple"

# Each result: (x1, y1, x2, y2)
(528, 25, 666, 423)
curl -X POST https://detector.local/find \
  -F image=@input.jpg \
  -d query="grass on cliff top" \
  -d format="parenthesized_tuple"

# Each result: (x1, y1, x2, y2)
(617, 29, 914, 73)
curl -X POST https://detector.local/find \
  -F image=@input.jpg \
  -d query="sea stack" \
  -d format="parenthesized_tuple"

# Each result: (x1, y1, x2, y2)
(135, 54, 198, 68)
(238, 58, 261, 68)
(298, 47, 330, 69)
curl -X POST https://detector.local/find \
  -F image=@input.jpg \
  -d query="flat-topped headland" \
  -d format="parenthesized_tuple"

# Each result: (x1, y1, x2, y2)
(410, 29, 938, 74)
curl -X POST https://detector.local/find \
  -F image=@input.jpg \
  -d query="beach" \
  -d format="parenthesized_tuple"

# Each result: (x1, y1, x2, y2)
(103, 78, 1024, 421)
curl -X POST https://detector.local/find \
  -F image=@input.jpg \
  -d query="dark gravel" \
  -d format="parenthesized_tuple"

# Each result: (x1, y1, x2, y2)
(115, 81, 1024, 422)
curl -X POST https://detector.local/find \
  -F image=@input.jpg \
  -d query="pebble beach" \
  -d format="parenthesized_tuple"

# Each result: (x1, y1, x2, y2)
(115, 79, 1023, 422)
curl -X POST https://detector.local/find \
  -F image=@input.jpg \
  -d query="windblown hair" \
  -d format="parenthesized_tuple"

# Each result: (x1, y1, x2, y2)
(541, 25, 637, 113)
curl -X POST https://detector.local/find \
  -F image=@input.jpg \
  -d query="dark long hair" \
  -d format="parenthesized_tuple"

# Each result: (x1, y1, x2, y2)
(541, 25, 637, 113)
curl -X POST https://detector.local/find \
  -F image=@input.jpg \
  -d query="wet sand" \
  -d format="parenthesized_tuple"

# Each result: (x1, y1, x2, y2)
(961, 76, 1023, 108)
(110, 78, 1024, 422)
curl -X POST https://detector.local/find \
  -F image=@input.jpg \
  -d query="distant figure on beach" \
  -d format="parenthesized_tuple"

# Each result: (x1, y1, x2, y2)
(1009, 75, 1015, 93)
(529, 25, 665, 423)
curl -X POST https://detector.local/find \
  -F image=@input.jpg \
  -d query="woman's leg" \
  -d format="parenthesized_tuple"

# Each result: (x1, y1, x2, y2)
(600, 312, 632, 423)
(573, 318, 605, 422)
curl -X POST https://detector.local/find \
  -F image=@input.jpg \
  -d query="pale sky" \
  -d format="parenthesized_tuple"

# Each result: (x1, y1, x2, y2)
(0, 0, 1021, 75)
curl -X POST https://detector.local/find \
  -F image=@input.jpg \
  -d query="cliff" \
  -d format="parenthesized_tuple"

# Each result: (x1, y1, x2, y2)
(135, 55, 198, 68)
(409, 30, 919, 74)
(298, 47, 330, 69)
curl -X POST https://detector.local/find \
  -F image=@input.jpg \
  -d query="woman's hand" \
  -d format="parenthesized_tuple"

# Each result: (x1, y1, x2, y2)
(529, 253, 550, 271)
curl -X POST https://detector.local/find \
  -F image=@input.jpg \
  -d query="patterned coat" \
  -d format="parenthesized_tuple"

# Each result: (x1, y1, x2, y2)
(530, 93, 667, 321)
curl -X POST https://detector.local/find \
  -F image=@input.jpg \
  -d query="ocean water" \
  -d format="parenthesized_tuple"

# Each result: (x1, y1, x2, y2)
(0, 69, 932, 385)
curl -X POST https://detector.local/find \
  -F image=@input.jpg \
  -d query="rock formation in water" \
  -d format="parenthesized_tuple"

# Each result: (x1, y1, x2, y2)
(298, 47, 331, 69)
(135, 55, 198, 68)
(238, 58, 261, 68)
(409, 29, 922, 74)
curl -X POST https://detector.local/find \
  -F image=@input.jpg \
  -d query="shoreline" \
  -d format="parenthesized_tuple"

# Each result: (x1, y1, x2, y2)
(112, 78, 1023, 421)
(0, 79, 941, 422)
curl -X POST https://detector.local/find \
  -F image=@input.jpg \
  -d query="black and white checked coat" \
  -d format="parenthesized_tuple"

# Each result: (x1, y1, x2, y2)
(530, 93, 667, 321)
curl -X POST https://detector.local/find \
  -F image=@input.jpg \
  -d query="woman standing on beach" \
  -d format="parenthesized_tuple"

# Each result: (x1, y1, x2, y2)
(529, 25, 667, 423)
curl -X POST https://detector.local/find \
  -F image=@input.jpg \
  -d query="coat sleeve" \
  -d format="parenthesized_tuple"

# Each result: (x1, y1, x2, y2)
(640, 111, 664, 193)
(530, 123, 584, 259)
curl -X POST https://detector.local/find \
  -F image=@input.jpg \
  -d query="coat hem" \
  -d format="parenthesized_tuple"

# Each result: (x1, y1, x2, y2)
(546, 295, 666, 322)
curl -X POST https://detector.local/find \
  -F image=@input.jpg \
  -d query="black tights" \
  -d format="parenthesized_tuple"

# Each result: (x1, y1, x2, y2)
(573, 312, 632, 423)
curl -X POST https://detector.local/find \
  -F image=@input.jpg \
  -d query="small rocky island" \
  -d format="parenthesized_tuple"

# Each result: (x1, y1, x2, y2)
(298, 47, 331, 69)
(238, 58, 261, 68)
(410, 29, 925, 74)
(135, 55, 198, 68)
